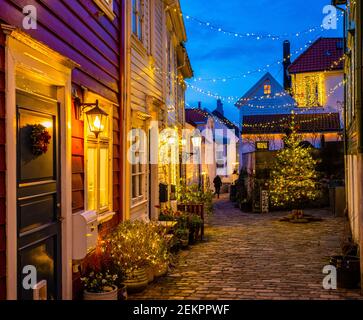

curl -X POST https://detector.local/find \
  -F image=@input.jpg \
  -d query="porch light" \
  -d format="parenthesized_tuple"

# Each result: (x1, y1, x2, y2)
(191, 136, 202, 148)
(168, 136, 177, 145)
(74, 98, 108, 138)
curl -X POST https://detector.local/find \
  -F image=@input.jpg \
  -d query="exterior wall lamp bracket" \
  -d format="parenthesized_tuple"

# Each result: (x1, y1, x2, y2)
(74, 97, 109, 138)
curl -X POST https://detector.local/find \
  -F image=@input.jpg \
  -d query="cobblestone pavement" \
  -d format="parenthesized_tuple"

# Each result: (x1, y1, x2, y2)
(131, 195, 363, 300)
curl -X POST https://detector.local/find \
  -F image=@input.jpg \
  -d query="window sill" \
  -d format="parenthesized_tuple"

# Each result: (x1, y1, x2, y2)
(97, 210, 116, 224)
(131, 34, 148, 57)
(131, 199, 148, 209)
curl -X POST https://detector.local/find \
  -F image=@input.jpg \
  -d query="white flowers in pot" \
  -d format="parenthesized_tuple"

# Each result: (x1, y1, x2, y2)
(82, 270, 119, 300)
(81, 247, 124, 300)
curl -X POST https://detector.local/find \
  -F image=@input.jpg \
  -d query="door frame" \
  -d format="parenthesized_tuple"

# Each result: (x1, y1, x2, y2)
(3, 26, 77, 299)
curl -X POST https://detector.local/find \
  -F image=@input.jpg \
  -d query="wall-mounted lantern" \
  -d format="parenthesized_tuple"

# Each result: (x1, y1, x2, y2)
(191, 136, 202, 148)
(74, 98, 108, 138)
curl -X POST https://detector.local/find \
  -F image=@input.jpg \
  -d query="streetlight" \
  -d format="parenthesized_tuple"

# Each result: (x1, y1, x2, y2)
(191, 135, 202, 190)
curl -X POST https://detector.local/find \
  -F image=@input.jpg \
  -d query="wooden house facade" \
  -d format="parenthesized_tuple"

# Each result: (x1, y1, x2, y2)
(343, 0, 363, 287)
(124, 0, 192, 221)
(0, 0, 125, 300)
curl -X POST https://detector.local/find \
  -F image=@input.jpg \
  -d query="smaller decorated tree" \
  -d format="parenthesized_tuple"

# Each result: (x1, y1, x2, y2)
(269, 117, 321, 217)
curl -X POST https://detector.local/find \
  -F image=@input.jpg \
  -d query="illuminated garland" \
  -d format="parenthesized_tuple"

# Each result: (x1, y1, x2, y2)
(187, 78, 344, 130)
(183, 13, 342, 41)
(241, 80, 345, 109)
(242, 111, 340, 129)
(189, 56, 345, 106)
(190, 40, 315, 83)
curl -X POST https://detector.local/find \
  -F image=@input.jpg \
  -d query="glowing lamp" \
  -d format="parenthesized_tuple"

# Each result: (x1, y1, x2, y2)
(85, 103, 108, 138)
(191, 136, 202, 148)
(74, 98, 108, 138)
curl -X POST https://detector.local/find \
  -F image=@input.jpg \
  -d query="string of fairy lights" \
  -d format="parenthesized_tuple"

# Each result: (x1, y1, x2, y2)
(185, 54, 345, 105)
(241, 112, 339, 130)
(175, 10, 346, 134)
(153, 33, 344, 90)
(188, 105, 342, 131)
(182, 12, 343, 41)
(189, 39, 316, 83)
(242, 80, 345, 110)
(154, 35, 332, 84)
(186, 78, 345, 130)
(183, 15, 325, 40)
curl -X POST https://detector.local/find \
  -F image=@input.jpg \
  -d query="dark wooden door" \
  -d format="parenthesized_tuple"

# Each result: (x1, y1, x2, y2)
(16, 91, 61, 300)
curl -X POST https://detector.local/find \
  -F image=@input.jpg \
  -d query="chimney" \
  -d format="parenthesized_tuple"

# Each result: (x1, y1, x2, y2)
(216, 99, 224, 116)
(283, 40, 292, 91)
(198, 101, 202, 109)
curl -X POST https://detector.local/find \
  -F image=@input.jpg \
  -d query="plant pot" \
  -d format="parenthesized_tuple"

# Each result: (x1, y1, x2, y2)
(180, 238, 189, 248)
(123, 268, 149, 293)
(330, 255, 360, 289)
(153, 264, 168, 278)
(117, 284, 128, 300)
(145, 266, 155, 284)
(84, 285, 118, 300)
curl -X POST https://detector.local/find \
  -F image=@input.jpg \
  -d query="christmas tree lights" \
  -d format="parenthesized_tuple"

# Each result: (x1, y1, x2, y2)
(268, 118, 321, 210)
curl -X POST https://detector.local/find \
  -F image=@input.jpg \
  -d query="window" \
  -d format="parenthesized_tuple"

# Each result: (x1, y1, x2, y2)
(264, 84, 271, 95)
(132, 0, 143, 41)
(130, 128, 147, 205)
(304, 76, 320, 107)
(94, 0, 115, 20)
(85, 102, 112, 214)
(256, 141, 269, 151)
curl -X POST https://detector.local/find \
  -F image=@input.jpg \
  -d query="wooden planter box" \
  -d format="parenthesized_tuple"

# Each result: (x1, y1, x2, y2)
(177, 204, 204, 241)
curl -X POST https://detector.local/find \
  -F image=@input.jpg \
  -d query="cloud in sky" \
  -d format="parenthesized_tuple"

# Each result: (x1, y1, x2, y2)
(180, 0, 342, 123)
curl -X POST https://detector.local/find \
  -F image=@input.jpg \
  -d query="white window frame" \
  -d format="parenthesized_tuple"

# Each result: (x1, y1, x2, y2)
(94, 0, 116, 21)
(132, 0, 144, 42)
(130, 126, 148, 207)
(84, 95, 113, 217)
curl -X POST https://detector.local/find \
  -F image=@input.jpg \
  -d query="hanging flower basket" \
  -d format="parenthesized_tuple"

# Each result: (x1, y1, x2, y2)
(30, 124, 51, 156)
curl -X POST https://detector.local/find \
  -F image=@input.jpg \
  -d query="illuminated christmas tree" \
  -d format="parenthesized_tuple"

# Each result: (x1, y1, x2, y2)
(269, 117, 321, 213)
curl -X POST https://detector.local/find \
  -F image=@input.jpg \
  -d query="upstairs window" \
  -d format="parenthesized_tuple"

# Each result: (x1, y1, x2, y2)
(94, 0, 115, 20)
(132, 0, 143, 41)
(264, 84, 271, 95)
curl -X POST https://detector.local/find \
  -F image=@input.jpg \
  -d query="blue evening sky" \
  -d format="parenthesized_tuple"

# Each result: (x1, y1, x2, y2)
(180, 0, 343, 124)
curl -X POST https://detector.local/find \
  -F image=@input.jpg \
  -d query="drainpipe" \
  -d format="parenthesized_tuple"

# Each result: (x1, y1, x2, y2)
(354, 0, 363, 293)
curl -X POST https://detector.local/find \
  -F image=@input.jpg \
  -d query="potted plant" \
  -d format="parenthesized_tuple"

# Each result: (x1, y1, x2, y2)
(81, 249, 119, 300)
(82, 270, 119, 300)
(188, 214, 203, 244)
(104, 220, 171, 293)
(175, 228, 189, 248)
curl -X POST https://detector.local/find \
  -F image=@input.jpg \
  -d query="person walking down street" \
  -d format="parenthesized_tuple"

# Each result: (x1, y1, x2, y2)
(213, 175, 222, 199)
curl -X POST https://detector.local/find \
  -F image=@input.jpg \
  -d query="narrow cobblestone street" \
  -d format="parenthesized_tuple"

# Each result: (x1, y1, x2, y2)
(131, 196, 363, 300)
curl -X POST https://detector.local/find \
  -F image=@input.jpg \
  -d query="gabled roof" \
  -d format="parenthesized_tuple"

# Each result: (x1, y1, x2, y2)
(235, 72, 296, 115)
(185, 108, 210, 125)
(288, 37, 344, 74)
(237, 72, 281, 102)
(212, 110, 240, 136)
(242, 113, 341, 135)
